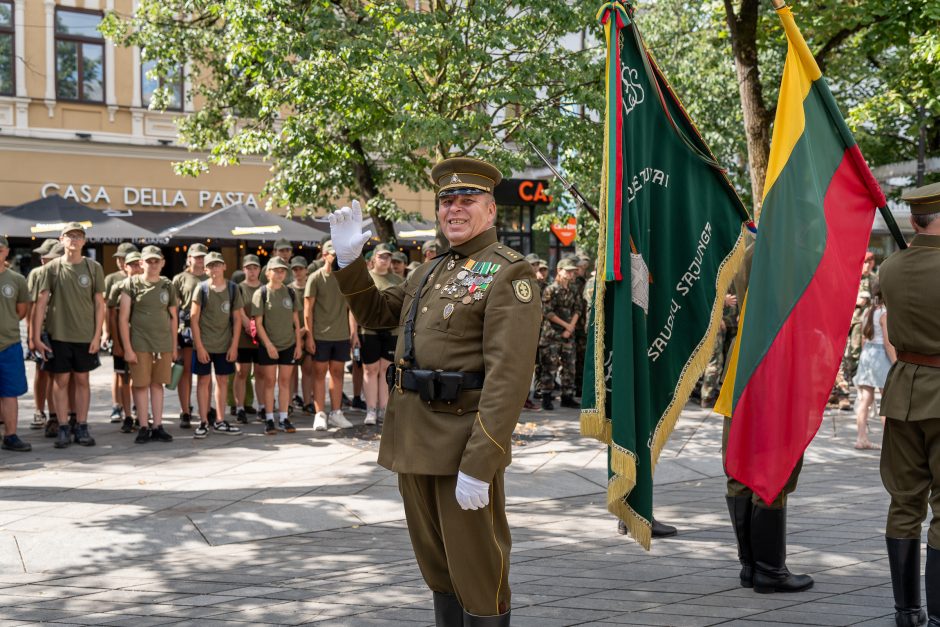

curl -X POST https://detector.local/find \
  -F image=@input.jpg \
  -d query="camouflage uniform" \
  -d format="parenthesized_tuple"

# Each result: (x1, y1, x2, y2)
(701, 290, 739, 404)
(538, 279, 578, 397)
(573, 272, 588, 392)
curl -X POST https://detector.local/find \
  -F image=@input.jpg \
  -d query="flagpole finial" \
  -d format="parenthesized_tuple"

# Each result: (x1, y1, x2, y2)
(769, 0, 787, 8)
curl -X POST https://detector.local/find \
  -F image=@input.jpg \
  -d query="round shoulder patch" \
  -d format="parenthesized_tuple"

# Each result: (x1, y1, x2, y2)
(1, 284, 14, 298)
(281, 296, 293, 309)
(512, 279, 533, 303)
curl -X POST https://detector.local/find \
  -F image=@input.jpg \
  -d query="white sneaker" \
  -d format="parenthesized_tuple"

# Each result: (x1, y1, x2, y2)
(313, 411, 328, 431)
(330, 410, 353, 429)
(363, 410, 377, 426)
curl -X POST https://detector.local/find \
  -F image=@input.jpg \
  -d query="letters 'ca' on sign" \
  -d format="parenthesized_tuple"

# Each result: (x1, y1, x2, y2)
(551, 217, 577, 246)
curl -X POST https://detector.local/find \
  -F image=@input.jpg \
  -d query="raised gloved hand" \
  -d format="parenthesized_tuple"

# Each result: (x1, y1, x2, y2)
(327, 199, 373, 268)
(455, 471, 490, 510)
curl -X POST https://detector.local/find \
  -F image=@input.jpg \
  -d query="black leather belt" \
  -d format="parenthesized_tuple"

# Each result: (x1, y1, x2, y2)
(386, 365, 484, 402)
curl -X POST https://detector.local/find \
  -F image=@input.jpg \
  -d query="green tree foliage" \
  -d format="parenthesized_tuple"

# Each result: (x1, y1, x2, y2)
(103, 0, 603, 241)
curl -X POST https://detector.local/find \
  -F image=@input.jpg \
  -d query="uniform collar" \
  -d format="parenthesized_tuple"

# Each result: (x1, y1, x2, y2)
(448, 227, 498, 258)
(911, 234, 940, 249)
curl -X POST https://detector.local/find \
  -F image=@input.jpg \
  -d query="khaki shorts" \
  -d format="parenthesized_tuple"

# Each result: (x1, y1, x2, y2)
(129, 352, 173, 387)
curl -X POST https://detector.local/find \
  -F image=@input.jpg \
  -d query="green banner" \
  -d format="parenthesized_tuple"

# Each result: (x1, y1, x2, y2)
(581, 11, 748, 549)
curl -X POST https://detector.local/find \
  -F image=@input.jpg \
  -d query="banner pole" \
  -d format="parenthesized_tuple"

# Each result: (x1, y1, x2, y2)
(769, 0, 787, 8)
(878, 206, 909, 250)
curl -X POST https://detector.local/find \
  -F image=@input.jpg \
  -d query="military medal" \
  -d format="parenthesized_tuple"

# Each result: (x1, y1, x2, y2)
(443, 303, 455, 319)
(473, 291, 484, 301)
(447, 258, 456, 271)
(462, 295, 472, 305)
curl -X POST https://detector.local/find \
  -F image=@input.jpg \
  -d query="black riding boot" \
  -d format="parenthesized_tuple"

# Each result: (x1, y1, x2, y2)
(926, 545, 940, 627)
(540, 392, 554, 411)
(726, 495, 754, 588)
(433, 591, 462, 627)
(886, 537, 926, 627)
(463, 610, 510, 626)
(750, 505, 813, 593)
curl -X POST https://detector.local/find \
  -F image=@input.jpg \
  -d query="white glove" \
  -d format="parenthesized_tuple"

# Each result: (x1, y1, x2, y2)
(327, 199, 373, 268)
(455, 471, 490, 510)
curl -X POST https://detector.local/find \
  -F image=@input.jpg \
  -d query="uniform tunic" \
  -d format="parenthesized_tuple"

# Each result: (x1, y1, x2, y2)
(878, 233, 940, 545)
(334, 228, 541, 615)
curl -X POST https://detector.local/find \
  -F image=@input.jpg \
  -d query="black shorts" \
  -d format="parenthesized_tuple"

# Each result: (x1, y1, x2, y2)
(360, 332, 396, 365)
(258, 345, 298, 366)
(45, 338, 101, 374)
(192, 352, 237, 377)
(314, 339, 351, 363)
(237, 347, 259, 364)
(113, 355, 128, 374)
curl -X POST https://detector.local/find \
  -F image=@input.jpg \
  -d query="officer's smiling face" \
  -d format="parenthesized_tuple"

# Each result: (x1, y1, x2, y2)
(438, 192, 497, 246)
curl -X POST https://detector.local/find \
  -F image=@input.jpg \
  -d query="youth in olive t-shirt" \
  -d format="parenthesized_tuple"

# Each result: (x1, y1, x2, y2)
(122, 275, 179, 353)
(251, 284, 301, 351)
(38, 257, 105, 343)
(173, 270, 209, 314)
(195, 281, 245, 354)
(360, 270, 403, 334)
(0, 269, 30, 351)
(238, 283, 262, 349)
(304, 268, 350, 342)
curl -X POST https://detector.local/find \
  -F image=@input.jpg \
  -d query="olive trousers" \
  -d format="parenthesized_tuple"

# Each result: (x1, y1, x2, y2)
(881, 417, 940, 547)
(722, 417, 803, 509)
(398, 471, 511, 617)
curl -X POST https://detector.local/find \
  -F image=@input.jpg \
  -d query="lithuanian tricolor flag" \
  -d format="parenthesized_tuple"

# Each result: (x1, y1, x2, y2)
(715, 6, 886, 505)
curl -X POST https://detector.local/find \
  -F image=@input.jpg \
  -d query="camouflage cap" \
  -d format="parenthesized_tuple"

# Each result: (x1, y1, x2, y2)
(373, 243, 395, 256)
(188, 243, 208, 257)
(902, 181, 940, 215)
(142, 245, 164, 260)
(524, 253, 540, 263)
(0, 236, 8, 248)
(431, 157, 502, 197)
(242, 254, 261, 268)
(266, 256, 289, 271)
(33, 239, 58, 255)
(113, 242, 139, 258)
(273, 238, 292, 251)
(422, 240, 439, 255)
(321, 240, 335, 255)
(124, 251, 142, 265)
(392, 251, 408, 263)
(205, 252, 225, 265)
(557, 258, 578, 271)
(290, 255, 308, 269)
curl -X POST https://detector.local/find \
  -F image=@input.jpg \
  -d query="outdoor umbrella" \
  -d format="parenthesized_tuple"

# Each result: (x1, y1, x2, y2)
(159, 203, 329, 244)
(0, 195, 157, 242)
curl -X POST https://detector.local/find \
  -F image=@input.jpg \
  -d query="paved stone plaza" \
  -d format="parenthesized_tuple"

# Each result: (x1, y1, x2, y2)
(0, 364, 902, 626)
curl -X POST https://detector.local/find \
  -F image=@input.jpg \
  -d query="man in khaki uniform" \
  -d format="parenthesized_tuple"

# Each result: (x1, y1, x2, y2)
(330, 157, 541, 626)
(879, 181, 940, 627)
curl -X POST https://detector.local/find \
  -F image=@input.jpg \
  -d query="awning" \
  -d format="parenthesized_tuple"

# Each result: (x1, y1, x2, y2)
(0, 195, 159, 243)
(157, 203, 329, 244)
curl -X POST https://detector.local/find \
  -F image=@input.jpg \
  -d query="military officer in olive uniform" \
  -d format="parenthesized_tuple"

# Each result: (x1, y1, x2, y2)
(879, 181, 940, 627)
(330, 157, 541, 627)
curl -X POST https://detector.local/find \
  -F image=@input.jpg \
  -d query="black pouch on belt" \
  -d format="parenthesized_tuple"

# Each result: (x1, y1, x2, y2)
(411, 369, 437, 402)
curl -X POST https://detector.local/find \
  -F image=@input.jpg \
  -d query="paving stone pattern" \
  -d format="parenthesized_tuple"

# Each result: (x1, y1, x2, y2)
(0, 364, 903, 625)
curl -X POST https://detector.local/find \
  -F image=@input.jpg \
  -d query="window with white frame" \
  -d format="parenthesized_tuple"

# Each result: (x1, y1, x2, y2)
(141, 60, 184, 111)
(55, 8, 105, 103)
(0, 1, 13, 96)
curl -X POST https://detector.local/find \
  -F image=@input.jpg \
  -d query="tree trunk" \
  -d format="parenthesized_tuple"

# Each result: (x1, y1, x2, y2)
(724, 0, 773, 220)
(349, 138, 396, 242)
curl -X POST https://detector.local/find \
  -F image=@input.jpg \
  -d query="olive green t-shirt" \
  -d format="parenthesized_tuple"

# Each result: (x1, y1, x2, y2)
(304, 269, 350, 342)
(361, 270, 403, 334)
(122, 275, 178, 353)
(107, 281, 124, 308)
(27, 265, 45, 301)
(104, 270, 127, 303)
(39, 257, 105, 343)
(0, 269, 30, 351)
(195, 280, 246, 354)
(238, 282, 262, 349)
(251, 284, 301, 351)
(173, 270, 209, 315)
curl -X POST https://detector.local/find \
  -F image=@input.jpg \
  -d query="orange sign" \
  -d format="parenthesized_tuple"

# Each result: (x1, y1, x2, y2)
(518, 180, 552, 203)
(551, 217, 577, 246)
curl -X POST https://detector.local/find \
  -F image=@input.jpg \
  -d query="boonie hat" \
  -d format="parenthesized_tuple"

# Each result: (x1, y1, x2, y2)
(242, 254, 261, 268)
(33, 239, 58, 255)
(902, 181, 940, 215)
(205, 252, 225, 265)
(290, 255, 307, 269)
(142, 245, 164, 260)
(113, 242, 139, 258)
(60, 221, 86, 237)
(188, 243, 208, 257)
(431, 157, 502, 197)
(267, 257, 289, 271)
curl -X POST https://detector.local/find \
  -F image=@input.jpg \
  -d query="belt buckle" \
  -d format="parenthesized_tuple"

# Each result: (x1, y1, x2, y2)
(395, 366, 403, 394)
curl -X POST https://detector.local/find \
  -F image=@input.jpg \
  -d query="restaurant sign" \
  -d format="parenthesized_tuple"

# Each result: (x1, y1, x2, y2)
(40, 183, 261, 211)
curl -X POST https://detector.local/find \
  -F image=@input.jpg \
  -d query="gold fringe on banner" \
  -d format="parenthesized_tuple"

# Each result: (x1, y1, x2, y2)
(610, 493, 652, 550)
(649, 227, 746, 470)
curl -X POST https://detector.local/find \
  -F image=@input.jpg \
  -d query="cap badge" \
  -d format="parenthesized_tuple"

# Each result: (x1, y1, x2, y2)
(450, 174, 461, 184)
